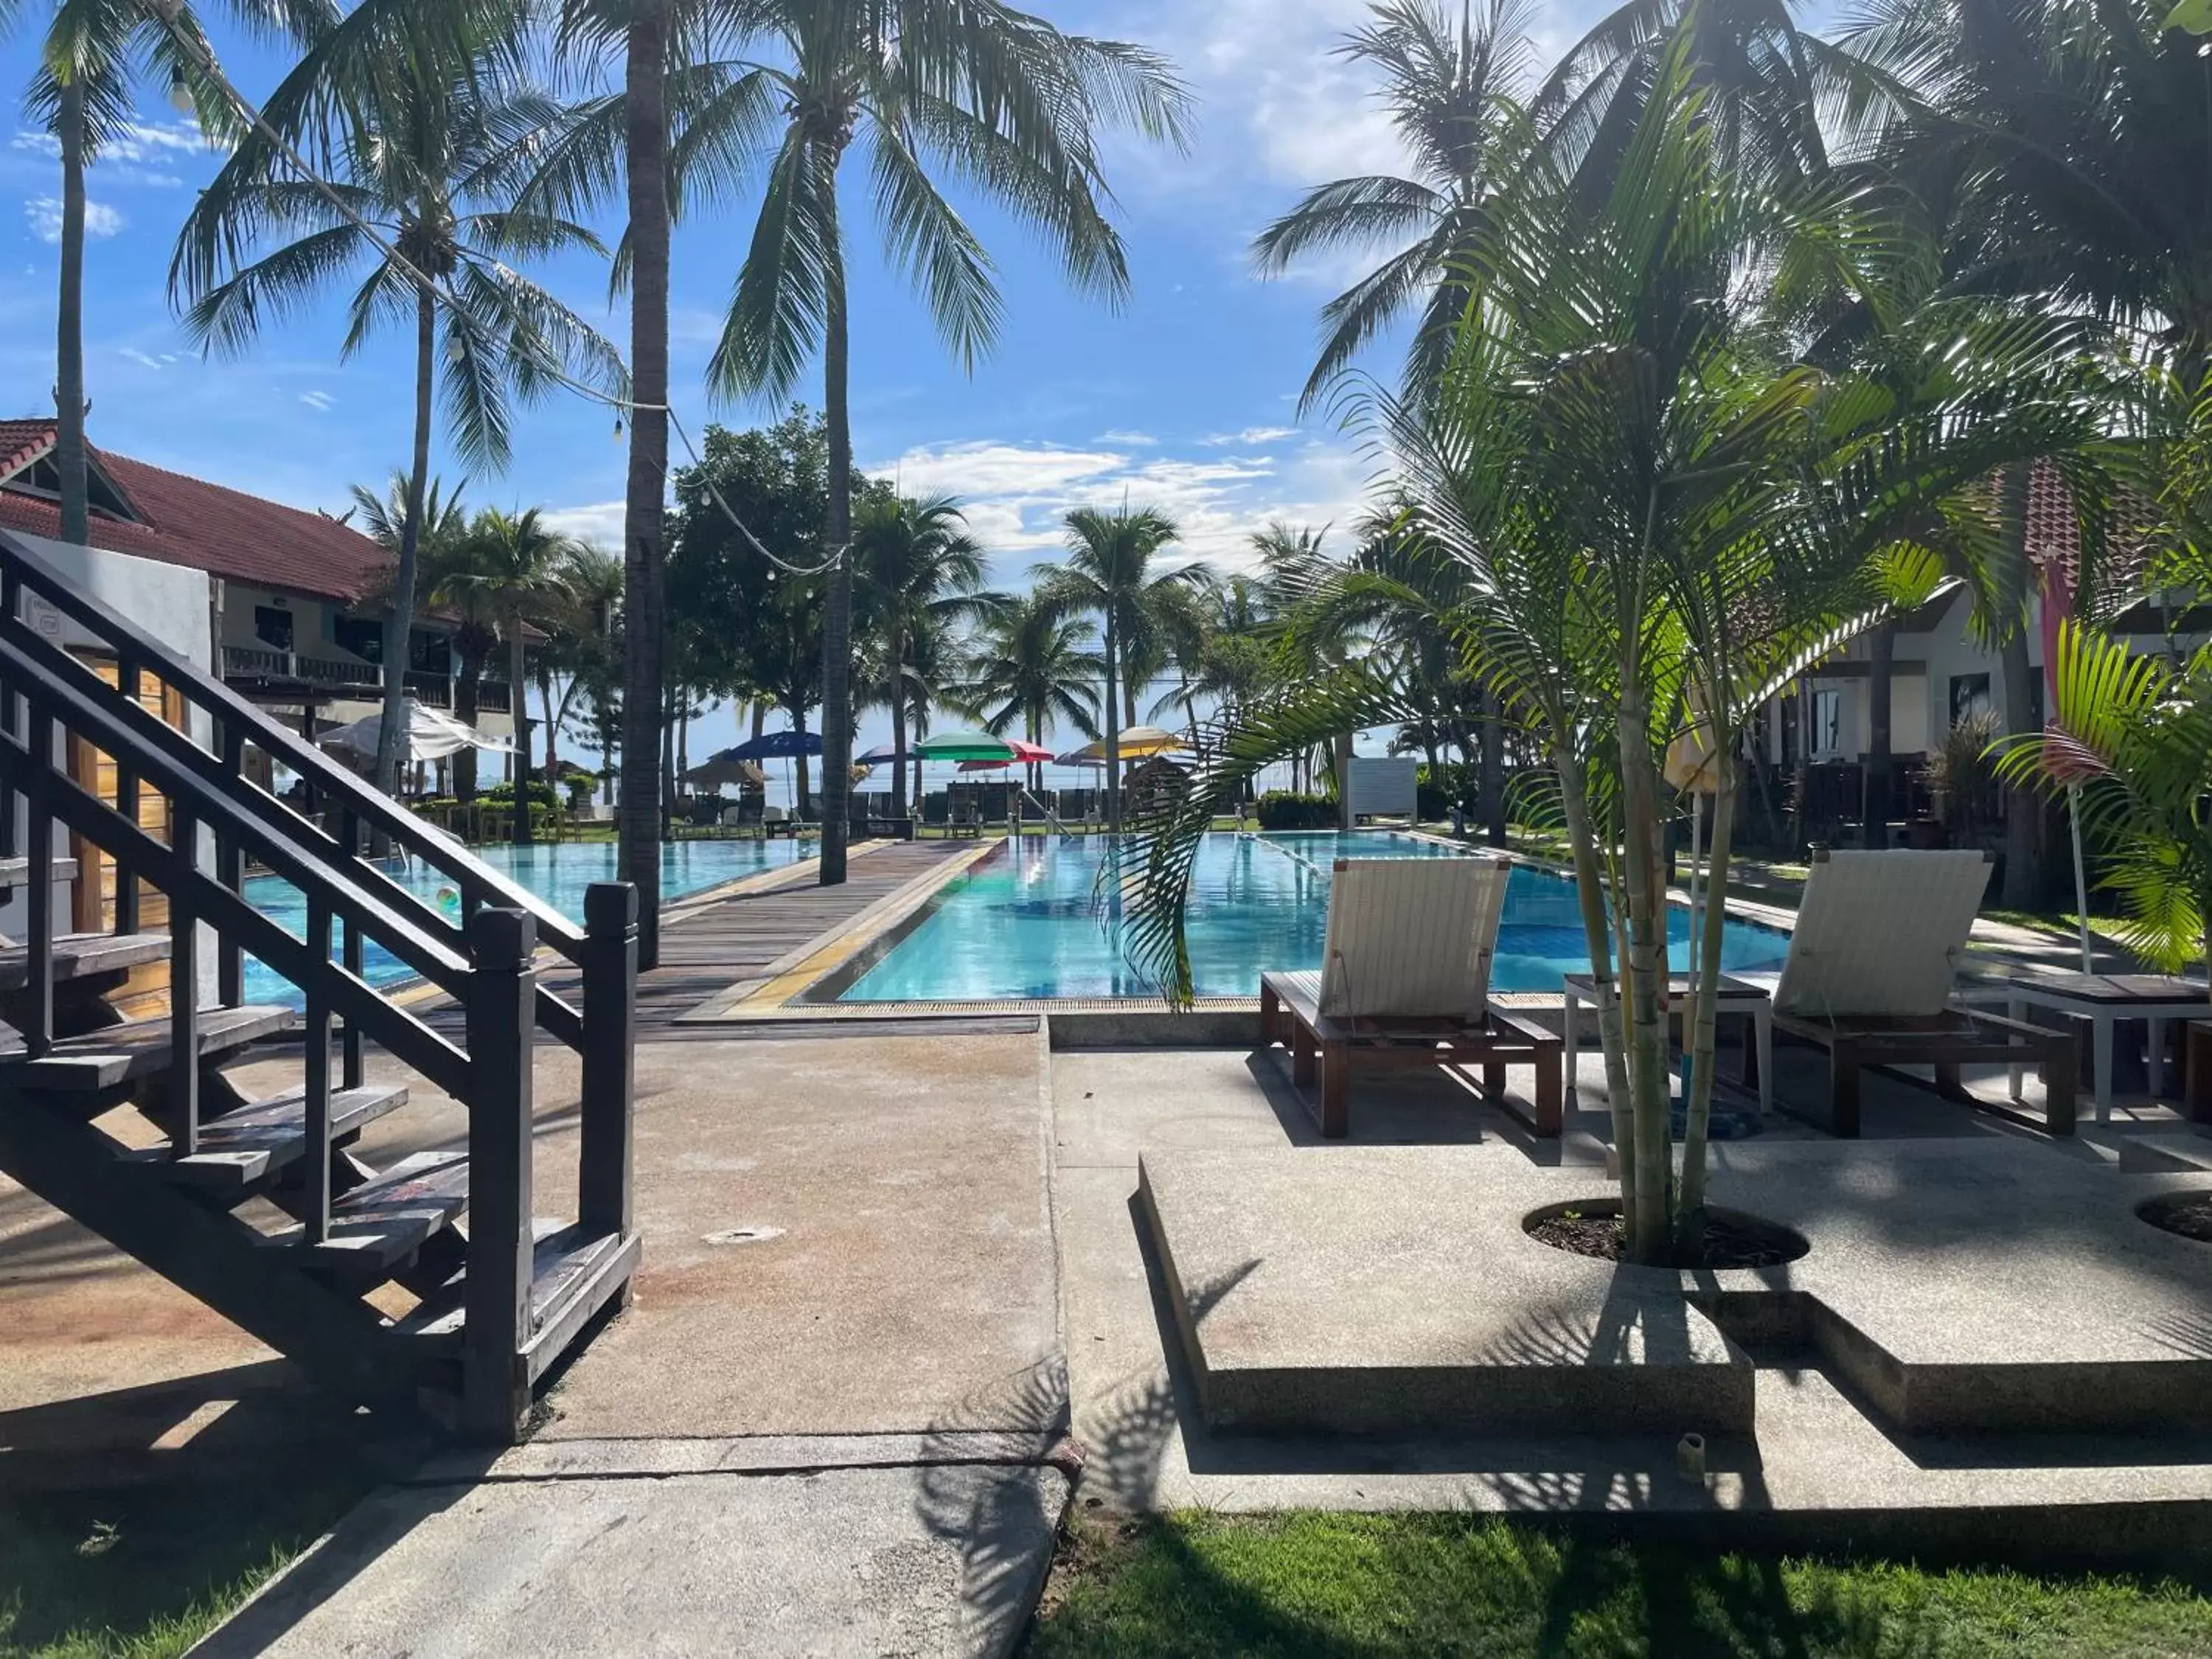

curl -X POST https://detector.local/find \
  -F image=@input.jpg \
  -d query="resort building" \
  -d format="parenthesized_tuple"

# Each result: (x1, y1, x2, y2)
(0, 418, 518, 774)
(1754, 461, 2208, 840)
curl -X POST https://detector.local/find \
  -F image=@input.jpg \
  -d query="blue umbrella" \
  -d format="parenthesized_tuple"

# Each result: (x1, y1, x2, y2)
(717, 730, 822, 761)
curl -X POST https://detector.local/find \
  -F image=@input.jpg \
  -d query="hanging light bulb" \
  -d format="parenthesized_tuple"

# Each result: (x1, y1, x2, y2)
(445, 331, 465, 364)
(613, 414, 625, 442)
(167, 66, 194, 116)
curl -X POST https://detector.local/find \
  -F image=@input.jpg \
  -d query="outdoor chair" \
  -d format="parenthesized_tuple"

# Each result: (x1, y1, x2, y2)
(1757, 848, 2076, 1136)
(1259, 856, 1562, 1139)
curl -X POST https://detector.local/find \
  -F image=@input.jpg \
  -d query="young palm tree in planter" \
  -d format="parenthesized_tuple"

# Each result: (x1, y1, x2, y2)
(1127, 58, 2109, 1264)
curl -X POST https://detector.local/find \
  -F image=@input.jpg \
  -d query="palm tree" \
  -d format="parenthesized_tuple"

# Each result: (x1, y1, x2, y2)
(7, 0, 330, 547)
(1845, 0, 2212, 382)
(171, 18, 622, 805)
(1127, 56, 2108, 1262)
(1251, 0, 1540, 412)
(1035, 506, 1203, 834)
(852, 493, 987, 818)
(444, 507, 580, 844)
(1997, 622, 2212, 980)
(350, 470, 487, 797)
(684, 2, 1190, 886)
(954, 595, 1103, 794)
(543, 543, 625, 799)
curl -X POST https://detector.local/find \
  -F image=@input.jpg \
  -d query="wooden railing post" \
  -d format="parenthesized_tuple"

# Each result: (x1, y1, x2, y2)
(580, 882, 636, 1241)
(23, 709, 54, 1057)
(340, 806, 364, 1089)
(463, 906, 536, 1443)
(114, 658, 139, 934)
(216, 723, 244, 1006)
(169, 804, 199, 1152)
(0, 566, 18, 860)
(302, 898, 333, 1241)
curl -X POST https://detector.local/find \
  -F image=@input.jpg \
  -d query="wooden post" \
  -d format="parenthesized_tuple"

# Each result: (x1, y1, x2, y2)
(114, 658, 139, 934)
(24, 709, 54, 1057)
(168, 803, 198, 1151)
(302, 898, 332, 1241)
(339, 807, 364, 1089)
(463, 906, 536, 1443)
(217, 723, 244, 1006)
(580, 882, 637, 1241)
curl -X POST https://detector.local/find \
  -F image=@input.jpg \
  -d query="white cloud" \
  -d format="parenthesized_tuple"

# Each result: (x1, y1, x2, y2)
(1200, 425, 1297, 448)
(1096, 428, 1158, 447)
(543, 501, 627, 547)
(24, 198, 124, 244)
(119, 347, 181, 369)
(299, 390, 335, 411)
(869, 433, 1375, 568)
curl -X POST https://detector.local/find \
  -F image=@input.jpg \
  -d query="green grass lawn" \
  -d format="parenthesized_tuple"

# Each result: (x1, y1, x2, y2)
(0, 1475, 371, 1659)
(1029, 1513, 2212, 1659)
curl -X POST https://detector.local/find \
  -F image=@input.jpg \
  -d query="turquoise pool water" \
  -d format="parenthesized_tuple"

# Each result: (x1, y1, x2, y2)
(832, 831, 1792, 1003)
(243, 838, 808, 1006)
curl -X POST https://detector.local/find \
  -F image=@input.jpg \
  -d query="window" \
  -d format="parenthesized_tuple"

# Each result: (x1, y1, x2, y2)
(1811, 688, 1843, 757)
(1950, 672, 1992, 726)
(253, 605, 293, 653)
(332, 615, 383, 663)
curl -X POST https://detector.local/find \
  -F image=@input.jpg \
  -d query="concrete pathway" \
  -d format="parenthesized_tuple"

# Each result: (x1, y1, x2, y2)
(0, 1023, 1072, 1658)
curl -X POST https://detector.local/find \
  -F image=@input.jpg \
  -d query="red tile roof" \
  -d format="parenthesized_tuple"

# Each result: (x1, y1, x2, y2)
(0, 418, 394, 605)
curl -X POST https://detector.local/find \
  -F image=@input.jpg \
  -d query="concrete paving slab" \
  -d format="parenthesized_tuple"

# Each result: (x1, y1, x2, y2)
(1140, 1147, 1753, 1437)
(1049, 1048, 2212, 1560)
(536, 1032, 1061, 1439)
(187, 1461, 1071, 1659)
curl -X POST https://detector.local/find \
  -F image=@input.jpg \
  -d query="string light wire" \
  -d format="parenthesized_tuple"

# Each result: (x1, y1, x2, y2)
(135, 0, 850, 578)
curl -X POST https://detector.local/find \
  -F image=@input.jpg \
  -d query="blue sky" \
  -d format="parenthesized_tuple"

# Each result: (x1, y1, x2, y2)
(1, 0, 1621, 775)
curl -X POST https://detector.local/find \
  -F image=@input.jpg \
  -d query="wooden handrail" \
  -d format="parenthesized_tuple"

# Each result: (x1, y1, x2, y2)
(0, 625, 473, 995)
(0, 530, 586, 958)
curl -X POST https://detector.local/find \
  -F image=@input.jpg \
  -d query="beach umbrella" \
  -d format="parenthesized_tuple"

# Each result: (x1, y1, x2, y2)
(719, 730, 822, 760)
(1060, 725, 1184, 765)
(912, 730, 1020, 762)
(855, 741, 902, 764)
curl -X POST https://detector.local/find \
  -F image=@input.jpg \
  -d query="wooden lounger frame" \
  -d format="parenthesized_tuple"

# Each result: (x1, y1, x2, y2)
(1260, 970, 1563, 1139)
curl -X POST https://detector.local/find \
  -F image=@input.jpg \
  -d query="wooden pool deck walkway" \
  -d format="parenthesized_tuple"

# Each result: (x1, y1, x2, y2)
(546, 838, 978, 1037)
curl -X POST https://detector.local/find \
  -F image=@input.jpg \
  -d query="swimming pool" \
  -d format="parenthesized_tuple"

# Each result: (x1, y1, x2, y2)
(243, 838, 810, 1006)
(827, 831, 1792, 1003)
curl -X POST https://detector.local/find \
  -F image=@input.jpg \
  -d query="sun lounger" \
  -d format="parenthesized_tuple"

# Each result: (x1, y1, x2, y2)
(1759, 848, 2076, 1136)
(1259, 856, 1562, 1138)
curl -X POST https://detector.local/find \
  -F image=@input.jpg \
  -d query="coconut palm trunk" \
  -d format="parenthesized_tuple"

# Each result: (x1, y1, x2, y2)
(509, 620, 532, 847)
(620, 0, 672, 967)
(375, 285, 437, 799)
(1865, 620, 1896, 848)
(54, 77, 88, 547)
(819, 178, 855, 885)
(1102, 612, 1121, 835)
(888, 628, 909, 818)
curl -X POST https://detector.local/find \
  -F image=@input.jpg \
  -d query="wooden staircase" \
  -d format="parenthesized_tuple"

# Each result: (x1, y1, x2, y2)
(0, 529, 639, 1441)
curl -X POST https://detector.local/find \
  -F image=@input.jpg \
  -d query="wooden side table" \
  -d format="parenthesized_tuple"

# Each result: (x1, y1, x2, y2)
(1561, 973, 1772, 1116)
(2007, 974, 2212, 1123)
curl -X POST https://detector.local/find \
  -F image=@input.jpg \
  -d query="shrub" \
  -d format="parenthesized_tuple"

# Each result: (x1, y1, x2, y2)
(1254, 790, 1335, 831)
(481, 777, 558, 810)
(563, 772, 597, 811)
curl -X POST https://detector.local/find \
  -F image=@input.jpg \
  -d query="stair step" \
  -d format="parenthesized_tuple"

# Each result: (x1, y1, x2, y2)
(0, 1004, 293, 1091)
(0, 855, 80, 891)
(399, 1222, 640, 1379)
(268, 1149, 470, 1285)
(0, 932, 172, 992)
(138, 1082, 411, 1192)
